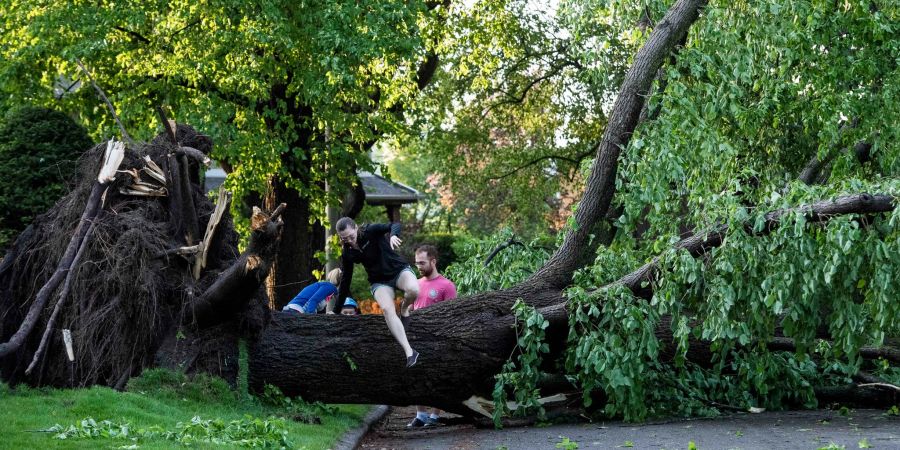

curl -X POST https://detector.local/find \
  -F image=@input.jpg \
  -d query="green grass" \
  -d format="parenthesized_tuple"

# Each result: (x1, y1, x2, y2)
(0, 368, 369, 449)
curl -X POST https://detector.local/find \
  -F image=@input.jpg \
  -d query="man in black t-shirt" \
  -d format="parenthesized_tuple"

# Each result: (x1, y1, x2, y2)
(334, 217, 419, 368)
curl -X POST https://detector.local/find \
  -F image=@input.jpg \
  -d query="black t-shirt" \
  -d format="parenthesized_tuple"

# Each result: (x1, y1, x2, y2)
(334, 223, 406, 312)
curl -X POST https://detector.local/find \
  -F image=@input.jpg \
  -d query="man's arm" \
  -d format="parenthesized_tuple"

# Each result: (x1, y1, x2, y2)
(334, 254, 353, 313)
(366, 222, 401, 236)
(368, 222, 403, 250)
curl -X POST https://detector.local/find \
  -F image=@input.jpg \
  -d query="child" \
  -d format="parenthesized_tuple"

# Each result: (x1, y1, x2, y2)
(340, 298, 360, 315)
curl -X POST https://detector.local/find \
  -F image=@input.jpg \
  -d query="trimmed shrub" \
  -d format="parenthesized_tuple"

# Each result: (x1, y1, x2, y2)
(0, 106, 93, 249)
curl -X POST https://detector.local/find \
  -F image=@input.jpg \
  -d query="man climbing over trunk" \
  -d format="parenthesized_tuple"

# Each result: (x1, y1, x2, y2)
(334, 217, 419, 367)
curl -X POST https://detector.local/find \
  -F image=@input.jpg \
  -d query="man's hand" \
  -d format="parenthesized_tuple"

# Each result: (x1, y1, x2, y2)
(390, 235, 402, 250)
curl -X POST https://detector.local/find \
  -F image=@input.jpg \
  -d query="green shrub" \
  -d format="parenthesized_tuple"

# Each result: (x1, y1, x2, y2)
(0, 106, 93, 249)
(348, 264, 374, 301)
(445, 229, 551, 295)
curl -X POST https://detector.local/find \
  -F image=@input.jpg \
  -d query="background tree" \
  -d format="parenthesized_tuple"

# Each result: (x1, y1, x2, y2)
(0, 107, 94, 249)
(387, 0, 642, 236)
(0, 0, 446, 306)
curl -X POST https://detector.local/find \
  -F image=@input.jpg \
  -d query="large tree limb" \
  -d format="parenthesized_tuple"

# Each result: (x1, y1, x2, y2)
(186, 205, 285, 328)
(616, 193, 896, 298)
(529, 0, 709, 289)
(24, 217, 100, 375)
(249, 284, 564, 415)
(536, 192, 896, 331)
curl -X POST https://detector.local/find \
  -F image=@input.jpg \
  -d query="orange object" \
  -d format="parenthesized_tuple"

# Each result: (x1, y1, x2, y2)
(359, 297, 403, 315)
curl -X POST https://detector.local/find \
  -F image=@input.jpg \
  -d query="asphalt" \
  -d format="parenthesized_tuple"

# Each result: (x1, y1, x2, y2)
(359, 406, 900, 450)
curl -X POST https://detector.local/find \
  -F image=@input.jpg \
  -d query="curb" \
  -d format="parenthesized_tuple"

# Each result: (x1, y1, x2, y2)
(332, 404, 391, 450)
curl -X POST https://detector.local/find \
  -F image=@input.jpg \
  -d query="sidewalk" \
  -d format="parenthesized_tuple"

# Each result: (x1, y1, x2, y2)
(359, 406, 900, 449)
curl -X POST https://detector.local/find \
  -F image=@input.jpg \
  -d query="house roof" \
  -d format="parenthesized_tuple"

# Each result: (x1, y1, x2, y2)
(204, 169, 421, 205)
(358, 171, 422, 205)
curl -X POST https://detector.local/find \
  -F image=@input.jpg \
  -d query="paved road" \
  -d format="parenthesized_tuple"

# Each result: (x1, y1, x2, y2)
(359, 406, 900, 450)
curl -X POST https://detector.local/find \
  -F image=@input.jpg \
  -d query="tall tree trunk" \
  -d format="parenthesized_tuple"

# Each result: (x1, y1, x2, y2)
(265, 178, 325, 310)
(529, 0, 709, 290)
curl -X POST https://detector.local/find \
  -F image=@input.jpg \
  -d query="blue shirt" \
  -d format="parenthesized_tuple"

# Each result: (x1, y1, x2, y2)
(286, 281, 338, 314)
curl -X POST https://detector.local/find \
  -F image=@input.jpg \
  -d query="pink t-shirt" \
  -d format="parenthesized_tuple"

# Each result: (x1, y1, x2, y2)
(415, 275, 457, 310)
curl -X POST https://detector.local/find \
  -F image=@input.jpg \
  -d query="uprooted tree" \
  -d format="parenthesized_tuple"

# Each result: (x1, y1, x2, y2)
(2, 0, 899, 422)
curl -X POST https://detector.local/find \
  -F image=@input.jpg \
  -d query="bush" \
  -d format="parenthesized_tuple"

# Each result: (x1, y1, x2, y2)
(445, 229, 551, 296)
(0, 106, 93, 249)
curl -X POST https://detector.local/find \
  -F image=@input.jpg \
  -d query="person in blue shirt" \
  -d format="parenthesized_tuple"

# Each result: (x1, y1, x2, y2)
(282, 268, 342, 314)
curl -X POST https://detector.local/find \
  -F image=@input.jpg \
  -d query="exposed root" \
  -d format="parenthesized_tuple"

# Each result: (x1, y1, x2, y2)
(0, 125, 252, 387)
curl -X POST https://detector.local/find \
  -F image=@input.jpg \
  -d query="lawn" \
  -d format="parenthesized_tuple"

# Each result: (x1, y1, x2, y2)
(0, 368, 369, 449)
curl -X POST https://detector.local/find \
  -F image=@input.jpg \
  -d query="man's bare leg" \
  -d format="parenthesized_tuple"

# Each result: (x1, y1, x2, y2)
(396, 270, 419, 318)
(373, 286, 413, 358)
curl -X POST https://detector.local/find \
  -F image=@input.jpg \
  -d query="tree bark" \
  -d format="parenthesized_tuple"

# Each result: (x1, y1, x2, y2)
(265, 178, 325, 309)
(248, 285, 563, 415)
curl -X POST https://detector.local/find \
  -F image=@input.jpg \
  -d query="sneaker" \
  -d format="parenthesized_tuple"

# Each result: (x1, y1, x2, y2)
(423, 417, 440, 427)
(406, 350, 419, 368)
(407, 417, 426, 428)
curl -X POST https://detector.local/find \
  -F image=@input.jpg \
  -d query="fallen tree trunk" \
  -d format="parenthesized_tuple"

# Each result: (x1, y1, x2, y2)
(248, 285, 563, 415)
(249, 282, 900, 416)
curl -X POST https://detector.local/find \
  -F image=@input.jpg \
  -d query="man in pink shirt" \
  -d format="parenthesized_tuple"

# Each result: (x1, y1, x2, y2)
(413, 245, 457, 311)
(407, 244, 457, 428)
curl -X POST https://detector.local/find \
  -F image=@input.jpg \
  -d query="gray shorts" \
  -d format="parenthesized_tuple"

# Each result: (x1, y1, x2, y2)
(370, 267, 415, 296)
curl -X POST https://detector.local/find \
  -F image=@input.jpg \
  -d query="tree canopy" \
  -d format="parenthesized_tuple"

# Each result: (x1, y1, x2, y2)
(0, 0, 435, 202)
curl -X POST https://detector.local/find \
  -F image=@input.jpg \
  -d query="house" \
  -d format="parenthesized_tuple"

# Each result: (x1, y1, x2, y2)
(204, 168, 421, 219)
